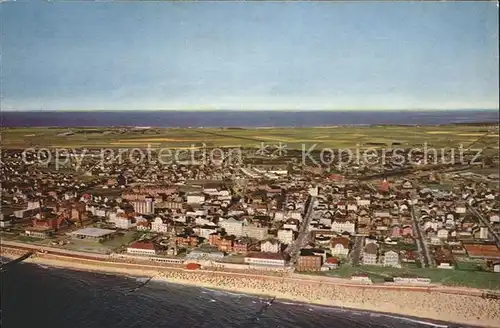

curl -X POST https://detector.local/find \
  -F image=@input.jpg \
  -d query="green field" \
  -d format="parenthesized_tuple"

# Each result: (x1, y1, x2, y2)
(318, 264, 500, 290)
(2, 125, 499, 150)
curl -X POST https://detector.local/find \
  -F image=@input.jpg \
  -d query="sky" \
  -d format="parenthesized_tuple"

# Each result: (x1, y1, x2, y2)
(1, 2, 498, 111)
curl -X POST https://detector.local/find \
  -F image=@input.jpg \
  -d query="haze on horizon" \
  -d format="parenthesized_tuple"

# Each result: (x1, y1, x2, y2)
(1, 2, 499, 111)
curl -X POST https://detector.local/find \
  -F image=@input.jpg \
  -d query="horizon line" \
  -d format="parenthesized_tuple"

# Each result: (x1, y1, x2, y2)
(2, 108, 499, 113)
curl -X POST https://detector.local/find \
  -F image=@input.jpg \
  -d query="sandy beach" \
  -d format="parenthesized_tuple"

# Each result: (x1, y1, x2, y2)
(2, 249, 499, 328)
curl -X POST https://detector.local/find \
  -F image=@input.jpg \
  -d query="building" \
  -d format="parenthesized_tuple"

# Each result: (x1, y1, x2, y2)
(383, 250, 401, 267)
(362, 243, 378, 265)
(260, 240, 280, 253)
(244, 252, 286, 267)
(195, 225, 218, 239)
(437, 228, 449, 240)
(297, 250, 322, 271)
(187, 247, 225, 260)
(151, 217, 169, 234)
(480, 227, 489, 240)
(187, 194, 205, 204)
(127, 241, 158, 256)
(115, 214, 136, 230)
(323, 257, 339, 270)
(330, 237, 350, 257)
(277, 229, 294, 245)
(331, 219, 355, 235)
(243, 224, 268, 240)
(25, 227, 53, 239)
(233, 240, 250, 254)
(132, 198, 155, 215)
(219, 218, 244, 236)
(69, 227, 116, 242)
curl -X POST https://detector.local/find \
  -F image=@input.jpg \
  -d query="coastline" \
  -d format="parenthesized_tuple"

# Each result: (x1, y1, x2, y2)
(3, 251, 499, 327)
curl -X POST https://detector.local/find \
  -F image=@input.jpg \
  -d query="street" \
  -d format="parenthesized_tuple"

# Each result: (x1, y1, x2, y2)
(410, 205, 433, 267)
(286, 195, 316, 264)
(467, 204, 500, 247)
(349, 235, 364, 265)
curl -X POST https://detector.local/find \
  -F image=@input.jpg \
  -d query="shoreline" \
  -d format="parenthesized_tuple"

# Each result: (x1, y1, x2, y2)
(2, 251, 499, 327)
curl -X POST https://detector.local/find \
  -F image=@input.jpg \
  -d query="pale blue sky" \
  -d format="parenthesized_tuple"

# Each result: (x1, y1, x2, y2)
(1, 1, 498, 111)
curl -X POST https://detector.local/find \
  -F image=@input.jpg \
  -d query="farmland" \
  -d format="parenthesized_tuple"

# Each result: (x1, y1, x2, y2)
(2, 124, 498, 151)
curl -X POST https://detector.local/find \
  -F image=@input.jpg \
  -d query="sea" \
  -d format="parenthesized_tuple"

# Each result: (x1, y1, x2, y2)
(0, 262, 469, 328)
(1, 110, 498, 127)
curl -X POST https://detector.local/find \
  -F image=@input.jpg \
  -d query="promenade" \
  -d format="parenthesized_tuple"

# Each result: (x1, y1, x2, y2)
(2, 246, 500, 327)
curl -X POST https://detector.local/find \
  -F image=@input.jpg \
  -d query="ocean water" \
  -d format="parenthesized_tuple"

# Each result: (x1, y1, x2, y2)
(0, 262, 466, 328)
(1, 110, 498, 128)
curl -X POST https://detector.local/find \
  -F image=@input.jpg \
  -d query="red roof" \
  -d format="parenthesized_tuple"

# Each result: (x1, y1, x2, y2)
(379, 179, 390, 192)
(129, 241, 156, 250)
(328, 174, 344, 181)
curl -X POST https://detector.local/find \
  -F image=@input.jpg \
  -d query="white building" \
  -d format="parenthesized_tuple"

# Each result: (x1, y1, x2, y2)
(480, 227, 489, 240)
(357, 199, 371, 206)
(195, 225, 218, 239)
(27, 200, 41, 210)
(437, 228, 449, 239)
(455, 205, 466, 214)
(243, 224, 268, 240)
(383, 250, 401, 267)
(115, 215, 136, 230)
(151, 217, 169, 234)
(194, 216, 211, 226)
(132, 198, 155, 215)
(127, 241, 158, 256)
(277, 229, 294, 245)
(346, 203, 358, 212)
(288, 211, 303, 221)
(244, 253, 285, 267)
(219, 218, 244, 236)
(331, 219, 355, 235)
(187, 194, 205, 204)
(283, 222, 298, 231)
(330, 237, 350, 256)
(260, 240, 280, 253)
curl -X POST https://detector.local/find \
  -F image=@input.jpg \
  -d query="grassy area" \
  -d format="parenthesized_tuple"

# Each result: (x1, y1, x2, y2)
(2, 125, 498, 150)
(318, 264, 500, 290)
(16, 236, 42, 243)
(101, 231, 140, 250)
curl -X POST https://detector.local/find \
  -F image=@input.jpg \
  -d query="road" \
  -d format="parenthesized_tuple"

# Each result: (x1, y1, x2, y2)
(286, 195, 316, 264)
(410, 205, 432, 267)
(467, 205, 500, 247)
(349, 235, 364, 266)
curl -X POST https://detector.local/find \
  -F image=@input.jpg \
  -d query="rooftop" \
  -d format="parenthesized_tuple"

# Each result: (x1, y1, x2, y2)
(70, 227, 116, 237)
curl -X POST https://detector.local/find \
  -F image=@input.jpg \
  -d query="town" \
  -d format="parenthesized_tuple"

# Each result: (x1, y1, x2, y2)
(1, 140, 499, 289)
